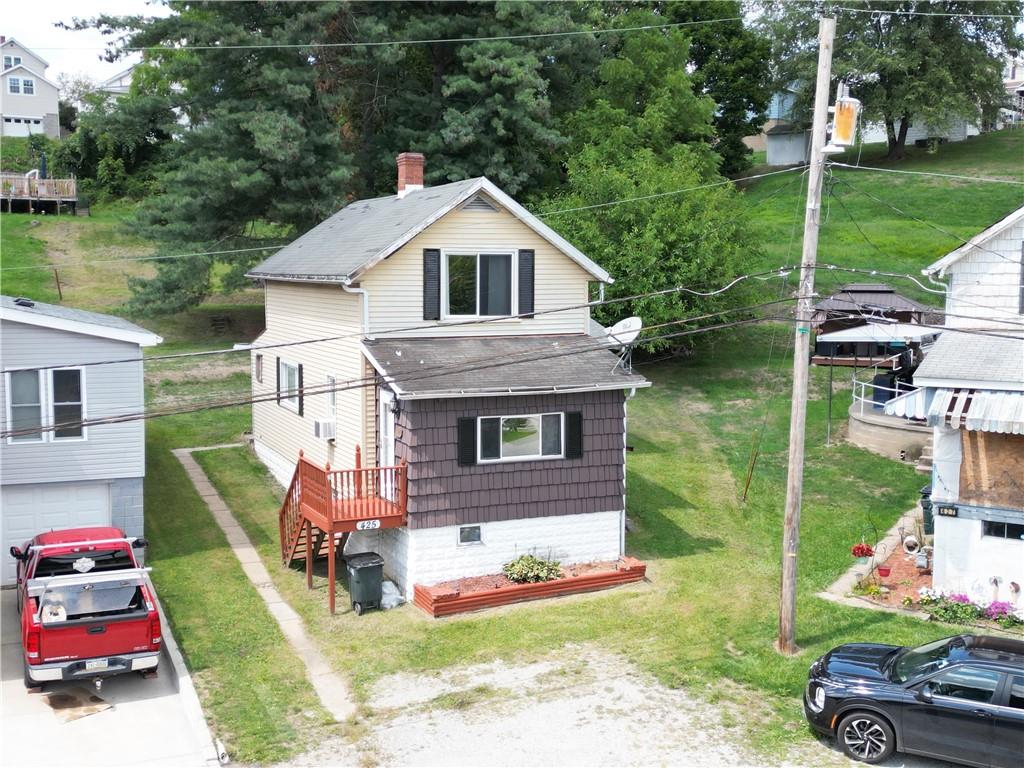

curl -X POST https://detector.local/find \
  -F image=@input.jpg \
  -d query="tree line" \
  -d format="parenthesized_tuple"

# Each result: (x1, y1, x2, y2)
(47, 0, 1019, 334)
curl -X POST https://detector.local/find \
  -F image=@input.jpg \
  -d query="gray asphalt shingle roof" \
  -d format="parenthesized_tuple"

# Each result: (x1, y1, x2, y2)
(813, 284, 928, 313)
(915, 331, 1024, 386)
(0, 295, 159, 340)
(363, 336, 650, 398)
(248, 178, 482, 282)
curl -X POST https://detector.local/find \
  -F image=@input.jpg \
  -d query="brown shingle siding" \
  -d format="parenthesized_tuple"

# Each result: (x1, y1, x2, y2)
(397, 390, 627, 529)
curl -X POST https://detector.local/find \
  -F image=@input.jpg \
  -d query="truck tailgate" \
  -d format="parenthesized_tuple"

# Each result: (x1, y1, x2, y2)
(41, 613, 152, 663)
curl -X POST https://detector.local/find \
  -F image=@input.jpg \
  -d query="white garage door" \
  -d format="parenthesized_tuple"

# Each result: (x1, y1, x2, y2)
(1, 482, 111, 585)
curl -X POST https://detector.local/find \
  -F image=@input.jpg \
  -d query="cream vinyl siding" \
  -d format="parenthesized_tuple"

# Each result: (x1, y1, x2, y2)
(360, 206, 593, 337)
(251, 283, 366, 472)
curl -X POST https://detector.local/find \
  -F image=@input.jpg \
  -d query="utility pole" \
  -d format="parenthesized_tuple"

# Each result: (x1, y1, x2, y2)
(778, 15, 836, 656)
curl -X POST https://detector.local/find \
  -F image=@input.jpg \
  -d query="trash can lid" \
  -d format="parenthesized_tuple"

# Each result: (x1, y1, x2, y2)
(346, 551, 384, 568)
(920, 484, 932, 495)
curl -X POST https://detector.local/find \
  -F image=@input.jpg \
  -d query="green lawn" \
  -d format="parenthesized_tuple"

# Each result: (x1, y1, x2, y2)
(0, 215, 60, 301)
(743, 130, 1024, 305)
(193, 325, 978, 758)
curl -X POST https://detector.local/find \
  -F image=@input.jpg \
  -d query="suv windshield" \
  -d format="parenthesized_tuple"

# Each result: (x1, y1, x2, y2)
(893, 637, 962, 682)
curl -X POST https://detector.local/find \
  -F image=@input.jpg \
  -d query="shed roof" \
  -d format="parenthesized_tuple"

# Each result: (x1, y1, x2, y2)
(0, 295, 162, 347)
(362, 335, 649, 400)
(813, 283, 930, 314)
(247, 176, 611, 284)
(816, 322, 939, 344)
(913, 331, 1024, 390)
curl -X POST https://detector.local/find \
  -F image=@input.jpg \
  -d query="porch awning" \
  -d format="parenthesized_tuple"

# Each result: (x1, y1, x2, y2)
(883, 387, 928, 420)
(816, 322, 939, 344)
(926, 388, 1024, 434)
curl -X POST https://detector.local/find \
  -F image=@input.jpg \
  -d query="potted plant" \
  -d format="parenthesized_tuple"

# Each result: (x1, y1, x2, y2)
(851, 542, 874, 564)
(876, 565, 892, 578)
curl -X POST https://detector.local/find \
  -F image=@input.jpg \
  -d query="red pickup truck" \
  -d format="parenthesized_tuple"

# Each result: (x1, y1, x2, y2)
(10, 526, 162, 690)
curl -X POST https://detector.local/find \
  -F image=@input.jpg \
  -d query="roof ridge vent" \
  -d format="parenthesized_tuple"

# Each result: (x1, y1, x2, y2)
(13, 297, 35, 308)
(462, 193, 499, 213)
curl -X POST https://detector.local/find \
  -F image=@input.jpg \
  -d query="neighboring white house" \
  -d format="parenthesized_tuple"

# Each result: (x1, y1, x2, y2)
(0, 37, 60, 138)
(909, 332, 1024, 610)
(98, 65, 134, 100)
(0, 296, 162, 585)
(922, 205, 1024, 331)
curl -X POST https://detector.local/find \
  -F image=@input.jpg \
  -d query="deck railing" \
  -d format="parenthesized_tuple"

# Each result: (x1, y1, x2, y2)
(0, 173, 77, 199)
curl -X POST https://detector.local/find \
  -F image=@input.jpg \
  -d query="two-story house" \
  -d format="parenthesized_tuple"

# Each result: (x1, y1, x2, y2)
(0, 37, 60, 138)
(0, 296, 162, 585)
(248, 153, 649, 604)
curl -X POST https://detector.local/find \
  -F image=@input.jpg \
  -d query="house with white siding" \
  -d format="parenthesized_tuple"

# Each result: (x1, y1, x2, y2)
(247, 153, 650, 607)
(0, 296, 162, 585)
(0, 37, 60, 138)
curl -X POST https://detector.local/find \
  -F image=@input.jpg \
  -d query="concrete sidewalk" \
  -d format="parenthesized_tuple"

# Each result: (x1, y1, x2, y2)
(173, 446, 355, 722)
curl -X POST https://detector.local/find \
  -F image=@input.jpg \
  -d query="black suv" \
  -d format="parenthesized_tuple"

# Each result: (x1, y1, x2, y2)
(804, 634, 1024, 766)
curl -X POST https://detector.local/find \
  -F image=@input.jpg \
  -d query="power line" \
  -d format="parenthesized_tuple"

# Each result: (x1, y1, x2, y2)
(835, 5, 1022, 19)
(35, 16, 745, 53)
(829, 162, 1024, 186)
(0, 308, 798, 440)
(0, 167, 807, 273)
(1, 270, 792, 374)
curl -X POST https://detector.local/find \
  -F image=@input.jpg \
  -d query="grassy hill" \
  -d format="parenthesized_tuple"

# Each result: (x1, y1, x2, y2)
(742, 129, 1024, 306)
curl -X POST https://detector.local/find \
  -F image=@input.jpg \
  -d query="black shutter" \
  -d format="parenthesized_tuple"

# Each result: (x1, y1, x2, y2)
(297, 364, 304, 417)
(565, 412, 583, 459)
(518, 249, 534, 318)
(457, 417, 477, 466)
(275, 356, 281, 403)
(423, 248, 441, 320)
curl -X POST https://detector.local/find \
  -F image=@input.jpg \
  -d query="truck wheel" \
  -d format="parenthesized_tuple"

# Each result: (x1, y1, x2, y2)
(353, 602, 363, 616)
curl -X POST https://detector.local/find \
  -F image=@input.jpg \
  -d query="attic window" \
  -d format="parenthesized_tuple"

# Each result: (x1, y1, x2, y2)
(461, 194, 499, 213)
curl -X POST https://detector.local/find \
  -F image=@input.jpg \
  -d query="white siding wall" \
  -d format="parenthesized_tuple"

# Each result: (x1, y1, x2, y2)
(944, 219, 1023, 330)
(0, 71, 59, 137)
(2, 43, 48, 74)
(251, 283, 369, 477)
(0, 323, 146, 484)
(933, 516, 1024, 607)
(360, 206, 593, 337)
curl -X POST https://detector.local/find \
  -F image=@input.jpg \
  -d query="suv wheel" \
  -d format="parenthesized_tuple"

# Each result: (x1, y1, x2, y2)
(837, 712, 895, 764)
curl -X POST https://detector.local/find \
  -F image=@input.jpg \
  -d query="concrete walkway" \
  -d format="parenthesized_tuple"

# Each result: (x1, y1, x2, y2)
(173, 446, 355, 722)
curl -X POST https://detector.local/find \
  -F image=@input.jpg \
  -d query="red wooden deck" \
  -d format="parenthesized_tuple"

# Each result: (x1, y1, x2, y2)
(279, 447, 407, 613)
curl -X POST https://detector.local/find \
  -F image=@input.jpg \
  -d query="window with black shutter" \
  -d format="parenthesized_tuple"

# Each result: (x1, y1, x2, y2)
(423, 248, 441, 320)
(457, 417, 477, 466)
(518, 249, 534, 317)
(565, 412, 583, 459)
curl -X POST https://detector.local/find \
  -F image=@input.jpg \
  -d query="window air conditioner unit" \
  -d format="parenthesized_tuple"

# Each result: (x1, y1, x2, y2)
(313, 419, 336, 441)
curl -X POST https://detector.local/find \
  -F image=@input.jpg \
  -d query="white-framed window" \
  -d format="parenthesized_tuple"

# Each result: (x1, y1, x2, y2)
(51, 368, 85, 441)
(458, 525, 482, 546)
(478, 412, 563, 462)
(22, 78, 34, 95)
(278, 360, 300, 412)
(8, 77, 20, 94)
(4, 56, 22, 69)
(443, 250, 516, 318)
(4, 368, 86, 443)
(326, 375, 337, 420)
(6, 370, 44, 443)
(254, 354, 263, 383)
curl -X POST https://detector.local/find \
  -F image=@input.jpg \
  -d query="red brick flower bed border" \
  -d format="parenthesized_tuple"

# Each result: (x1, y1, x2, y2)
(413, 557, 647, 618)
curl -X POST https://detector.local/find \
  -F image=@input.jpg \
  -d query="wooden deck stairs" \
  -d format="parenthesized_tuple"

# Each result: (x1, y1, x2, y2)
(279, 447, 408, 613)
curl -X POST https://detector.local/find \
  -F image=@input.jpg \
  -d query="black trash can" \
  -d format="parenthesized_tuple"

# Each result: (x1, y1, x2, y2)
(920, 484, 934, 536)
(346, 552, 384, 615)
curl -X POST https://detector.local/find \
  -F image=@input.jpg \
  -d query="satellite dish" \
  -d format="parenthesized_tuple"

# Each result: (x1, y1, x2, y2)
(606, 316, 642, 348)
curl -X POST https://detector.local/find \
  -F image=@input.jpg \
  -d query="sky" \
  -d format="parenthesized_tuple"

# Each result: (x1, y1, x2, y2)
(3, 0, 170, 85)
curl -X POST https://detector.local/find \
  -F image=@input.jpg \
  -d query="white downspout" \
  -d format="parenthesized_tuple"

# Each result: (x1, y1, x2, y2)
(341, 281, 370, 337)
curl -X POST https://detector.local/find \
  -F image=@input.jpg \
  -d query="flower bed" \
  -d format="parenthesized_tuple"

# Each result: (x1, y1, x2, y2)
(413, 557, 647, 618)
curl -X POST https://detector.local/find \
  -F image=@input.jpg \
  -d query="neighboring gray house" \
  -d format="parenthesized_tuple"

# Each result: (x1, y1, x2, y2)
(0, 296, 162, 585)
(0, 37, 60, 138)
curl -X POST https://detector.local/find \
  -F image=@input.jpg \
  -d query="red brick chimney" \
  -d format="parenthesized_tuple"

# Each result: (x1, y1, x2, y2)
(396, 152, 425, 198)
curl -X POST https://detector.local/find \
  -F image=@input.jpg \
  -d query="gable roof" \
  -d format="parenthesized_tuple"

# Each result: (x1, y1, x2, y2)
(923, 205, 1024, 276)
(1, 63, 57, 89)
(0, 296, 162, 347)
(813, 283, 929, 314)
(913, 330, 1024, 391)
(247, 177, 612, 284)
(1, 38, 49, 68)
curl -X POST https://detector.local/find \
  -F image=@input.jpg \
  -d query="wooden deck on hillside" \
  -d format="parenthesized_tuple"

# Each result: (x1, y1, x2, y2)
(1, 173, 78, 213)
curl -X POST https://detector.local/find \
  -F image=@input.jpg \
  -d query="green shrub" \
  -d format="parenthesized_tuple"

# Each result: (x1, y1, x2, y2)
(502, 554, 562, 584)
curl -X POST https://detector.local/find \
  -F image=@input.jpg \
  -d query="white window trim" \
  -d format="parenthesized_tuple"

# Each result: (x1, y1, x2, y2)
(326, 375, 337, 420)
(50, 367, 87, 443)
(441, 248, 519, 320)
(4, 368, 87, 444)
(8, 77, 20, 94)
(22, 78, 34, 95)
(278, 359, 300, 413)
(457, 525, 484, 547)
(477, 412, 564, 463)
